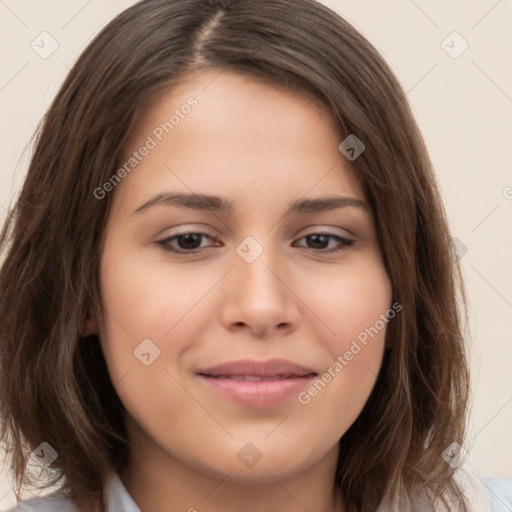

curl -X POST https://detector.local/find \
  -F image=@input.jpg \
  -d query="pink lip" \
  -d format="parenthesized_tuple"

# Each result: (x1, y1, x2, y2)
(196, 359, 317, 407)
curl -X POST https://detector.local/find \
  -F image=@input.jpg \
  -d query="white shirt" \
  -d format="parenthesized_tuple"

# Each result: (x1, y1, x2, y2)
(3, 472, 140, 512)
(2, 468, 508, 511)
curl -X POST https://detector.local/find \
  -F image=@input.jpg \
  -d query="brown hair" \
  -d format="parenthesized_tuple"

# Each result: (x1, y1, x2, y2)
(0, 0, 470, 510)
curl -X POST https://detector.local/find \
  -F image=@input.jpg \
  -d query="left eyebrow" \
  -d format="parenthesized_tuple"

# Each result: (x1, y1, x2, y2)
(287, 196, 370, 216)
(131, 192, 370, 217)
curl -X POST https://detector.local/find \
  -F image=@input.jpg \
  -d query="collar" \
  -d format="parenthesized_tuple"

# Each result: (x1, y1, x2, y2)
(103, 472, 141, 512)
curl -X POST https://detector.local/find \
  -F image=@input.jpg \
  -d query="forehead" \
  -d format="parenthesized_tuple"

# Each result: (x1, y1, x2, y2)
(112, 69, 366, 216)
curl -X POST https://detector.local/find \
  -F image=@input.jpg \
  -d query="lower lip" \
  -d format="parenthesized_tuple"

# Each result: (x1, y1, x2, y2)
(197, 375, 316, 407)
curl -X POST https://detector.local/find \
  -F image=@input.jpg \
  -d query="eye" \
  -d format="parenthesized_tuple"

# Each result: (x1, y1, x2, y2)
(156, 232, 218, 253)
(156, 231, 354, 254)
(293, 233, 355, 253)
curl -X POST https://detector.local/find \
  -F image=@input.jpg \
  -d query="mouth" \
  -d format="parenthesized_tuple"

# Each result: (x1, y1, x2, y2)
(202, 374, 313, 381)
(196, 359, 317, 407)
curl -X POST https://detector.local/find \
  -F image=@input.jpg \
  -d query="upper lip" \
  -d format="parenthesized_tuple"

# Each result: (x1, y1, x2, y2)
(197, 359, 317, 378)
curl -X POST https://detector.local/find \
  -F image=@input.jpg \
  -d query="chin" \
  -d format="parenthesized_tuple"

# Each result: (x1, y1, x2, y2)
(214, 459, 310, 484)
(195, 441, 328, 484)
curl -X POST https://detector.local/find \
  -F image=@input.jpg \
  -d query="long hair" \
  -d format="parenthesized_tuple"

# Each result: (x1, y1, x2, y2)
(0, 1, 470, 510)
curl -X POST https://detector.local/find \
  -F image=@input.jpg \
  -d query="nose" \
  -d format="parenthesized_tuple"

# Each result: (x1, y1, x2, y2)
(219, 242, 300, 338)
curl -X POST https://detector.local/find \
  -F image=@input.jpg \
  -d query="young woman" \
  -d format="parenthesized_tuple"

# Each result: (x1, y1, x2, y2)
(0, 0, 489, 510)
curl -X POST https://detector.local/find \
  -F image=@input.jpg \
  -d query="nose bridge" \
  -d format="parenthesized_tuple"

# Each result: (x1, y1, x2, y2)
(234, 234, 286, 303)
(221, 233, 298, 335)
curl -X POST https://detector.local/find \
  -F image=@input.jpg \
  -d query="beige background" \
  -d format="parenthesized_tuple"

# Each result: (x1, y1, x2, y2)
(1, 0, 511, 507)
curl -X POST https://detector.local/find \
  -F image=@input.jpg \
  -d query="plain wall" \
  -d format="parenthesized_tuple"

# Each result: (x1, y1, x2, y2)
(0, 0, 511, 507)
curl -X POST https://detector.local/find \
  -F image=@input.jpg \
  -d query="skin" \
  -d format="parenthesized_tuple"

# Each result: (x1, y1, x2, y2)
(88, 69, 393, 512)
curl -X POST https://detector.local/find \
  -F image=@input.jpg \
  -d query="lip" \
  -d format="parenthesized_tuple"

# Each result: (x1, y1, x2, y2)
(196, 359, 317, 407)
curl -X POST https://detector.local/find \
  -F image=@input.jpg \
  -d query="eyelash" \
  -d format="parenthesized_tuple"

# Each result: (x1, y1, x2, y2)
(155, 232, 355, 255)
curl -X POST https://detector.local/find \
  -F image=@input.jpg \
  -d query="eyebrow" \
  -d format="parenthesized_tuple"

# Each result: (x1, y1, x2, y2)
(131, 192, 370, 217)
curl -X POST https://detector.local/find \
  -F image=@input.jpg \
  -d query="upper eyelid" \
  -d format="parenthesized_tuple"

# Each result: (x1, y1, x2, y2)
(158, 222, 357, 237)
(159, 229, 354, 241)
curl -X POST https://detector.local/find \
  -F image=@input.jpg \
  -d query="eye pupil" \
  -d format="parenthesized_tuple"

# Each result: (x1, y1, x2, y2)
(177, 233, 203, 249)
(307, 234, 329, 249)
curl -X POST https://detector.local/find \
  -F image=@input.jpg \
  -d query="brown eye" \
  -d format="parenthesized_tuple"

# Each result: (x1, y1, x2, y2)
(293, 233, 354, 253)
(157, 232, 218, 253)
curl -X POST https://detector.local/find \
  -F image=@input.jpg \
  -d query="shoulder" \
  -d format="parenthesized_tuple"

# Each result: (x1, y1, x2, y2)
(375, 466, 510, 512)
(481, 475, 512, 512)
(2, 490, 80, 512)
(1, 471, 140, 512)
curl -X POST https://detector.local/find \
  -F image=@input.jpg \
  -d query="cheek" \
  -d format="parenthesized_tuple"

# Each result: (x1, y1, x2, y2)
(312, 256, 393, 349)
(298, 256, 392, 420)
(96, 237, 222, 395)
(98, 239, 206, 341)
(96, 244, 203, 437)
(96, 239, 172, 380)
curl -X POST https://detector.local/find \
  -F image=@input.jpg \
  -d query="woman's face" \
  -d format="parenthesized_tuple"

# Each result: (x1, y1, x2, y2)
(94, 69, 393, 483)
